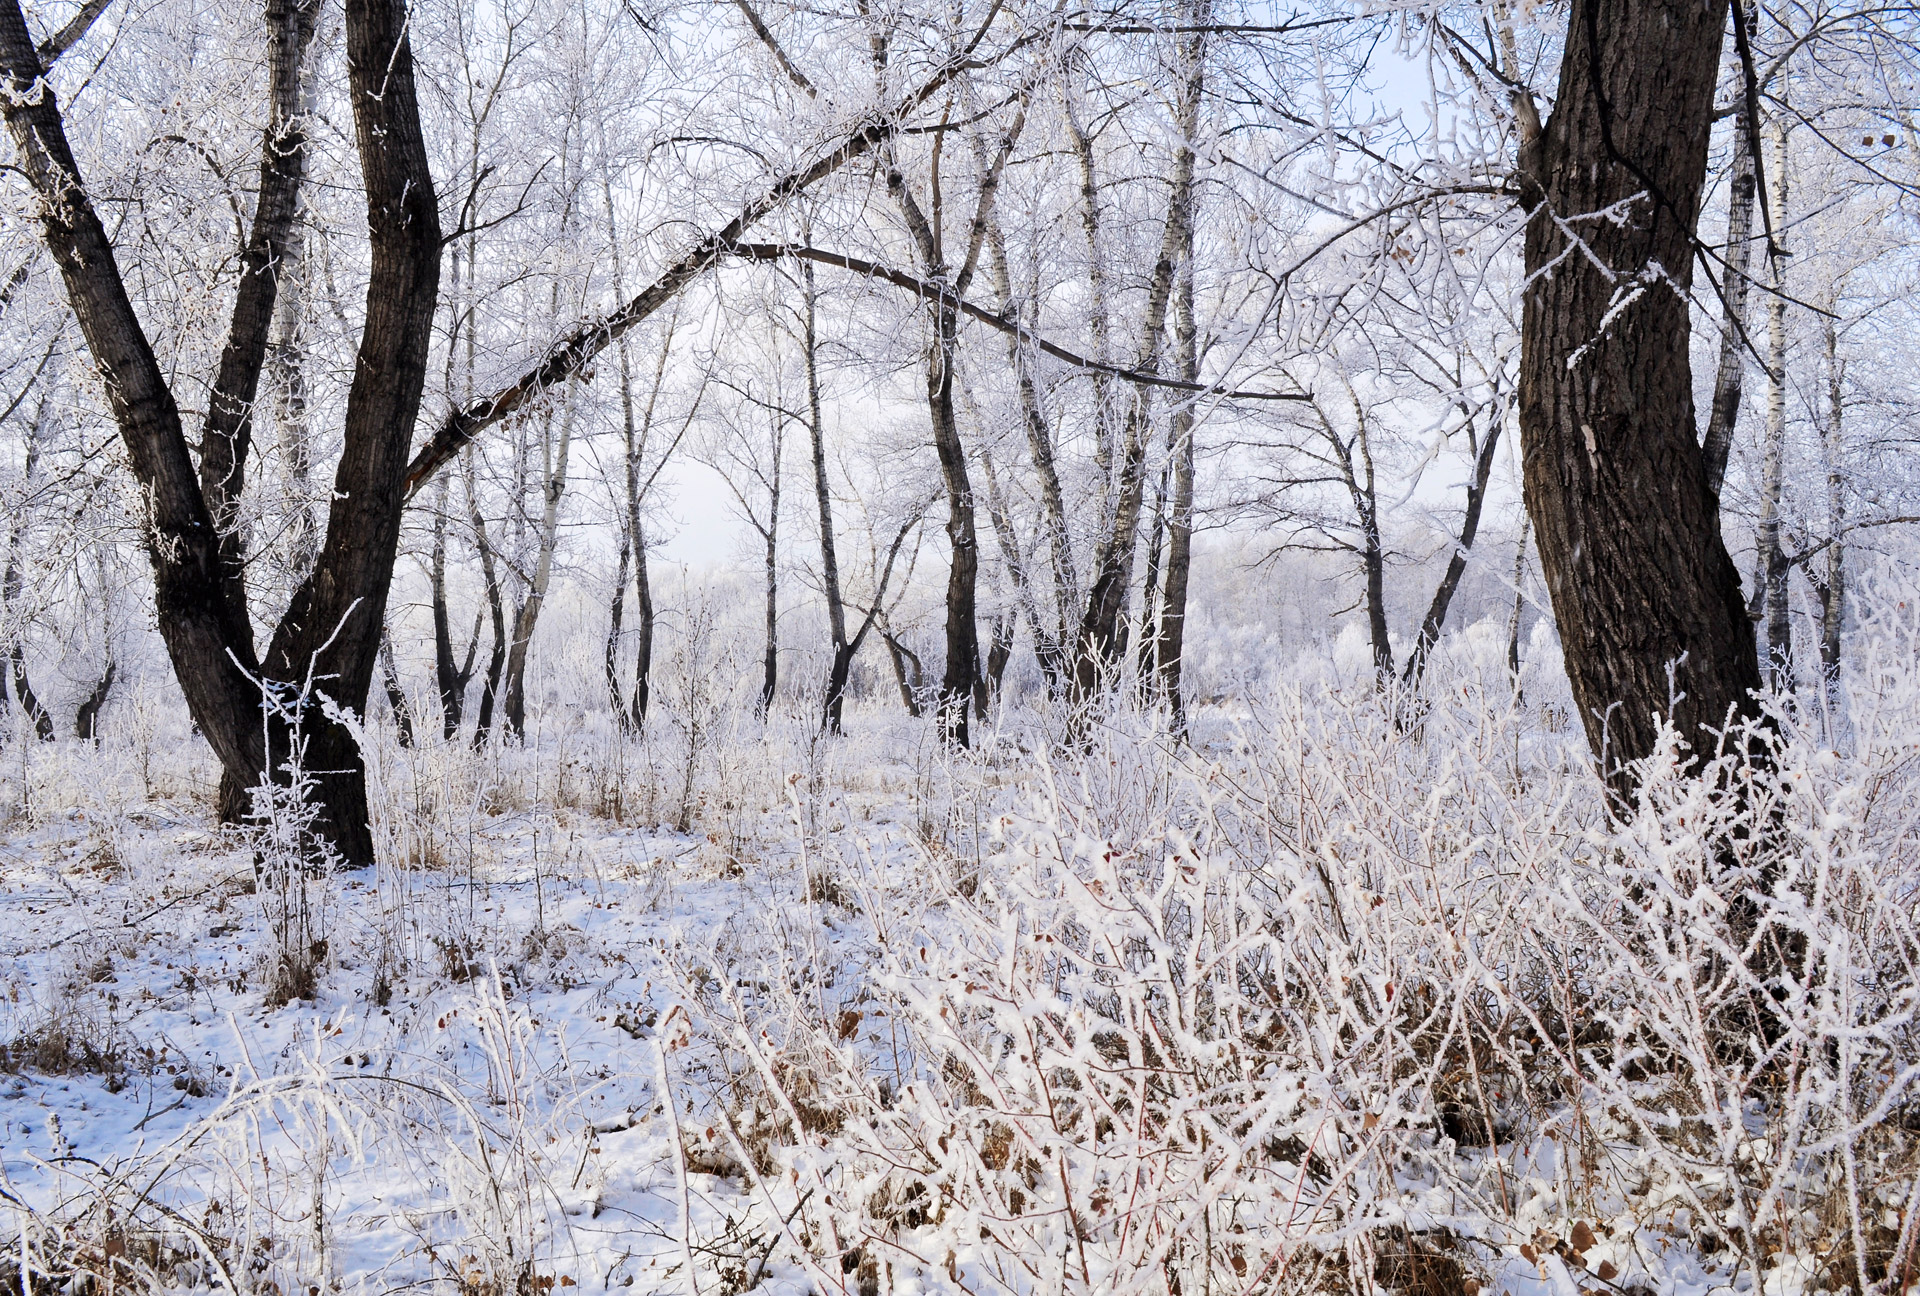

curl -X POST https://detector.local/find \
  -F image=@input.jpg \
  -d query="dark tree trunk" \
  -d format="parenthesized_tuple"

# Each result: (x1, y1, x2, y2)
(630, 519, 655, 730)
(248, 0, 441, 862)
(1516, 0, 1762, 793)
(1, 0, 273, 784)
(9, 647, 53, 743)
(1401, 416, 1506, 693)
(4, 0, 440, 865)
(881, 626, 924, 718)
(883, 149, 981, 747)
(380, 631, 413, 747)
(73, 657, 113, 743)
(760, 460, 780, 720)
(607, 523, 631, 727)
(804, 260, 857, 733)
(984, 612, 1013, 702)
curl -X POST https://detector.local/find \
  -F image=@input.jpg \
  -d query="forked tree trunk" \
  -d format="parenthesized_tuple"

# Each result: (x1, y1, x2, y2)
(1516, 0, 1762, 794)
(3, 0, 441, 866)
(431, 475, 482, 738)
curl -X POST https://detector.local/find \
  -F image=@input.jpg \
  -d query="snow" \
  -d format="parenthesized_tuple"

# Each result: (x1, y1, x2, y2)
(4, 604, 1920, 1296)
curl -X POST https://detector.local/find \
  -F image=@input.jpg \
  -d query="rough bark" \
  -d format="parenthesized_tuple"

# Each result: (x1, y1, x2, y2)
(247, 0, 442, 862)
(5, 0, 440, 863)
(1516, 0, 1763, 792)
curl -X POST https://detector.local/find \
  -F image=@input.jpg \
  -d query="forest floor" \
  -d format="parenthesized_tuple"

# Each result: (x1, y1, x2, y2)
(0, 643, 1915, 1296)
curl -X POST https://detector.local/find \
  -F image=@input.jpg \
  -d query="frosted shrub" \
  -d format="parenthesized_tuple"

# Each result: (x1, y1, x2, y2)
(680, 626, 1920, 1295)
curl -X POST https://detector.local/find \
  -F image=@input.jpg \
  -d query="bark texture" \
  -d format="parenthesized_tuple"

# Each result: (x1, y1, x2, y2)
(1517, 0, 1763, 790)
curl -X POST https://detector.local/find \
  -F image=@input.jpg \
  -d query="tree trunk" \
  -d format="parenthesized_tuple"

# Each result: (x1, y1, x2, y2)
(1135, 459, 1170, 690)
(760, 444, 781, 720)
(1700, 43, 1757, 500)
(248, 0, 441, 863)
(1061, 80, 1115, 478)
(0, 409, 52, 743)
(1516, 0, 1762, 794)
(4, 0, 441, 865)
(469, 466, 509, 747)
(503, 395, 574, 740)
(804, 260, 858, 733)
(380, 630, 413, 747)
(1756, 115, 1793, 694)
(1819, 312, 1845, 696)
(430, 475, 480, 738)
(1155, 238, 1199, 732)
(607, 521, 631, 727)
(883, 151, 980, 746)
(1068, 13, 1205, 715)
(1401, 414, 1506, 693)
(73, 657, 113, 743)
(881, 625, 924, 718)
(1507, 514, 1530, 691)
(981, 168, 1076, 676)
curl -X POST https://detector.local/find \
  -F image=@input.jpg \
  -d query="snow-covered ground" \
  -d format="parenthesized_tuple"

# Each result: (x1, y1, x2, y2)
(4, 612, 1920, 1296)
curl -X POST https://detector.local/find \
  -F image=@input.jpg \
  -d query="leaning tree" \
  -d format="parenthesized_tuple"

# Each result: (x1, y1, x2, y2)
(1514, 0, 1765, 795)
